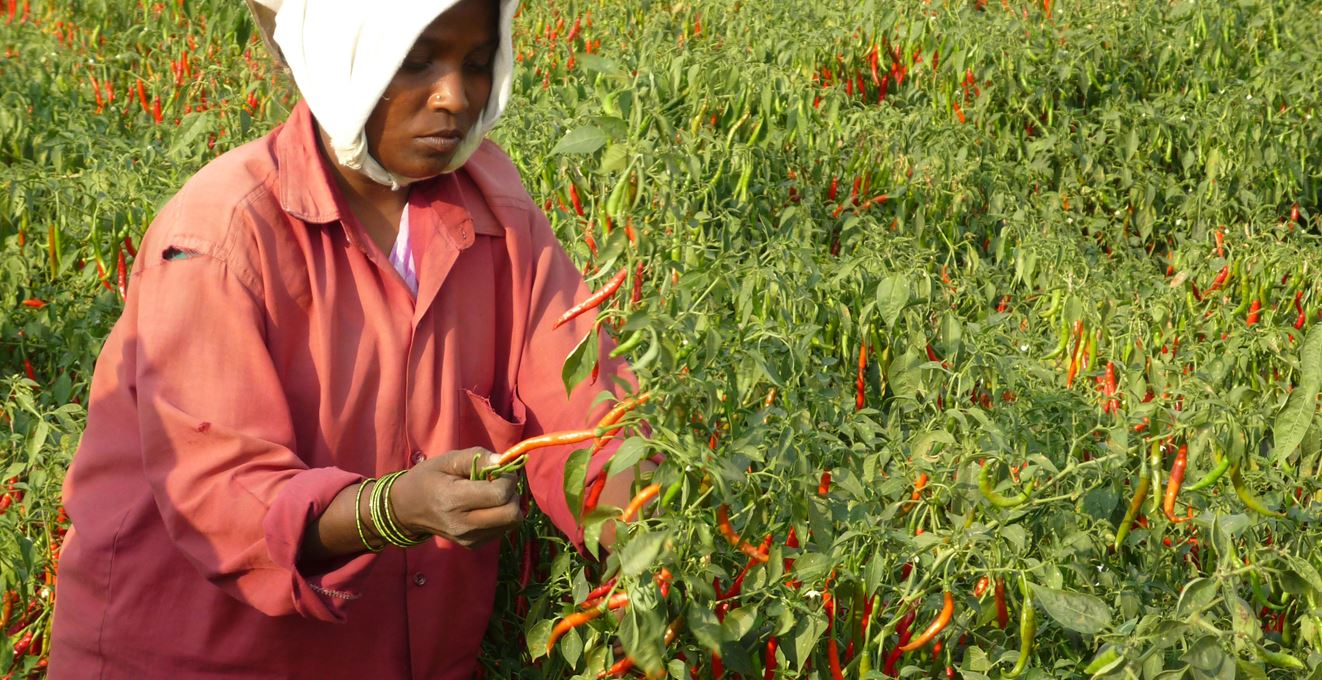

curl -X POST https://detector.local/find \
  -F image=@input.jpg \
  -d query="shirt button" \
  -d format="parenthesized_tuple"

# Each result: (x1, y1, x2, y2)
(413, 572, 427, 587)
(410, 450, 425, 466)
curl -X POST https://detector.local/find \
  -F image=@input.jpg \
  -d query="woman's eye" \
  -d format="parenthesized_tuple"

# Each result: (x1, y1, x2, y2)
(400, 57, 430, 73)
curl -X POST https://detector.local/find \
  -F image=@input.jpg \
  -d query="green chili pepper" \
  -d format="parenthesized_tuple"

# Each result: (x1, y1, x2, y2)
(1114, 474, 1150, 552)
(1249, 569, 1291, 611)
(1184, 452, 1230, 492)
(609, 329, 647, 358)
(1082, 646, 1125, 676)
(1231, 464, 1284, 517)
(979, 462, 1032, 508)
(1254, 645, 1306, 670)
(1002, 574, 1036, 678)
(660, 478, 684, 510)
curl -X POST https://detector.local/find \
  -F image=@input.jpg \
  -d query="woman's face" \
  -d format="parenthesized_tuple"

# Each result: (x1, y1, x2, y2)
(364, 0, 499, 180)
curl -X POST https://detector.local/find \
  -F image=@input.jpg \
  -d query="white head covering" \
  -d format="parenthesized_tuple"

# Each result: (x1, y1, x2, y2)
(252, 0, 518, 190)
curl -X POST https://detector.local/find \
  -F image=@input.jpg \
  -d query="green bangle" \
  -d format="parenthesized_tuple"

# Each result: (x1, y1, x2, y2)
(371, 470, 427, 548)
(383, 471, 427, 547)
(355, 479, 384, 553)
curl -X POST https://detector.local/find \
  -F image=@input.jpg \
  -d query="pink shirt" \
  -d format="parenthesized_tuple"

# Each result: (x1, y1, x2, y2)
(51, 100, 631, 679)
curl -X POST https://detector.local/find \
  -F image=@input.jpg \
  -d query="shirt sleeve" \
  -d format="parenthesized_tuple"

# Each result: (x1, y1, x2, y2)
(514, 207, 645, 548)
(131, 234, 375, 623)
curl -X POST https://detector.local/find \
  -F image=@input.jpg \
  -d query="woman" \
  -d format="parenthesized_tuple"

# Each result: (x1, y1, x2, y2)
(49, 0, 649, 677)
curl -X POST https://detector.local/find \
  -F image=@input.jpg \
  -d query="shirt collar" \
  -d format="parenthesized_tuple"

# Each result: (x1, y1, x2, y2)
(275, 100, 344, 226)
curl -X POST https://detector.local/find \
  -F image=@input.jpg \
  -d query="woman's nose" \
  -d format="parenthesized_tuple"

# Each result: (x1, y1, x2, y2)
(427, 68, 468, 114)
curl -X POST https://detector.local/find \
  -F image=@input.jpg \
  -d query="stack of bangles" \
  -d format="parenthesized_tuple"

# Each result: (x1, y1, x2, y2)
(355, 470, 427, 551)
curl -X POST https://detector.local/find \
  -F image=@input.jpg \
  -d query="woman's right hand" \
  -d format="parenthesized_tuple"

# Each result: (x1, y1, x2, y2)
(389, 448, 523, 548)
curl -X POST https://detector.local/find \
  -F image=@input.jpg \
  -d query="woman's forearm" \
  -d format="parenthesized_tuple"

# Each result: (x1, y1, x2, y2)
(299, 481, 380, 566)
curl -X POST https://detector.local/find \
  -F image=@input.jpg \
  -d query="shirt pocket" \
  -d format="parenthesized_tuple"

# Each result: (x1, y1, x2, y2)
(459, 388, 527, 455)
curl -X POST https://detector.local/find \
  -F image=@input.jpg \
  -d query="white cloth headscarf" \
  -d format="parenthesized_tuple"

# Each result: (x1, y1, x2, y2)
(253, 0, 518, 190)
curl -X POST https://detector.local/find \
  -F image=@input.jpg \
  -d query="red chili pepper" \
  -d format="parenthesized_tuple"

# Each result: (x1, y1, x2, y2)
(882, 608, 916, 676)
(117, 249, 128, 300)
(578, 577, 619, 608)
(818, 470, 832, 496)
(828, 176, 839, 202)
(123, 234, 138, 257)
(1294, 291, 1306, 330)
(856, 341, 867, 410)
(569, 183, 584, 217)
(1214, 228, 1225, 257)
(629, 261, 644, 306)
(582, 473, 607, 514)
(762, 636, 778, 680)
(994, 578, 1009, 629)
(22, 359, 35, 383)
(12, 631, 32, 656)
(1290, 203, 1300, 224)
(953, 100, 965, 124)
(20, 299, 45, 309)
(1246, 300, 1262, 326)
(1205, 266, 1229, 294)
(135, 78, 148, 112)
(554, 267, 629, 329)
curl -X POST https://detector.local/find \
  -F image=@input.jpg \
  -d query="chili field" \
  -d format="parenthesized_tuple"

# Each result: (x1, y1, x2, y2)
(3, 0, 1322, 678)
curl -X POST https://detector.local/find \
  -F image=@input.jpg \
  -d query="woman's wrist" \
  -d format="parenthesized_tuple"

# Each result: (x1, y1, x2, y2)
(370, 470, 428, 548)
(386, 467, 428, 538)
(354, 480, 386, 552)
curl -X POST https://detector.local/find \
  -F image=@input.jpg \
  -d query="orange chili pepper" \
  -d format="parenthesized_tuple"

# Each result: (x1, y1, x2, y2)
(1163, 445, 1194, 524)
(589, 392, 651, 455)
(496, 429, 596, 467)
(898, 591, 954, 652)
(716, 504, 769, 563)
(620, 483, 661, 521)
(548, 591, 629, 652)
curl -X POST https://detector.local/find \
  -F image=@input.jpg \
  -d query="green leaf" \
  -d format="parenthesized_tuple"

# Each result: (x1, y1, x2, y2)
(1175, 578, 1217, 618)
(551, 125, 608, 155)
(788, 613, 827, 672)
(619, 529, 667, 577)
(1223, 588, 1261, 648)
(26, 420, 48, 458)
(563, 447, 591, 522)
(876, 274, 909, 328)
(723, 606, 757, 640)
(1032, 583, 1112, 634)
(689, 606, 726, 651)
(559, 625, 583, 668)
(527, 618, 553, 660)
(939, 313, 962, 358)
(1273, 325, 1322, 461)
(606, 437, 649, 476)
(1184, 635, 1235, 680)
(562, 328, 600, 398)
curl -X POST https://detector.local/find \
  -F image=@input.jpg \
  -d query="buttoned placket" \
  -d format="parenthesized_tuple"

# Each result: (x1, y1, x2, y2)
(400, 176, 480, 680)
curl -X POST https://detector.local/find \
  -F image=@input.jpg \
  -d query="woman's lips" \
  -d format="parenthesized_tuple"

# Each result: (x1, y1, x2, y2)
(416, 134, 461, 154)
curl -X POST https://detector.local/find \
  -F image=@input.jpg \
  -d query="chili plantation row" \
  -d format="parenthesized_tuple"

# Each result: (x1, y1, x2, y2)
(2, 0, 1322, 678)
